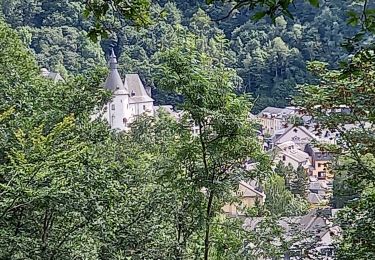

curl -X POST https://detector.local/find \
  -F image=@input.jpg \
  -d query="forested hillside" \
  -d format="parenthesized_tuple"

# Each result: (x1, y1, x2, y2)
(0, 0, 358, 111)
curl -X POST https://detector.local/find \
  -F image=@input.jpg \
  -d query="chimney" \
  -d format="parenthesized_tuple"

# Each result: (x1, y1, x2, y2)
(146, 86, 152, 97)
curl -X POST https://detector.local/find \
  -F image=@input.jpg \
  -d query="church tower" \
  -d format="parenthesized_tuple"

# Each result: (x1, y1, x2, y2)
(103, 49, 131, 131)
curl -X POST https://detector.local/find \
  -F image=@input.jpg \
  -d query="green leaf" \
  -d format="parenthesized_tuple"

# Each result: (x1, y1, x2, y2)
(252, 11, 267, 21)
(308, 0, 320, 7)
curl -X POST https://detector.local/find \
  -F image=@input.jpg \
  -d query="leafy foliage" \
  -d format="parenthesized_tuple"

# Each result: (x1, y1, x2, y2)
(295, 48, 375, 258)
(1, 0, 369, 112)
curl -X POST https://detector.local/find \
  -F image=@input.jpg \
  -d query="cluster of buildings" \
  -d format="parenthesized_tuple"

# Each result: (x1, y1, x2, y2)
(41, 51, 337, 210)
(43, 50, 340, 197)
(41, 50, 345, 259)
(258, 106, 336, 205)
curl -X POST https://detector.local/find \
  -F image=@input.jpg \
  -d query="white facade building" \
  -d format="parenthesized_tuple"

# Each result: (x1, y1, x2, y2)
(273, 141, 311, 170)
(102, 50, 154, 131)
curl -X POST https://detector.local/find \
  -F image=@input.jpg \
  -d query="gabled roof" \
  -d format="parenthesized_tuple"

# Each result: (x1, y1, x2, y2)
(239, 181, 266, 198)
(126, 74, 154, 103)
(309, 181, 327, 191)
(275, 126, 316, 144)
(40, 68, 64, 82)
(284, 150, 310, 163)
(274, 141, 310, 163)
(307, 193, 324, 204)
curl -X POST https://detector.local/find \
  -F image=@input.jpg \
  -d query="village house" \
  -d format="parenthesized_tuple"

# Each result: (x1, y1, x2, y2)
(266, 125, 316, 151)
(243, 209, 340, 259)
(257, 106, 297, 135)
(222, 181, 266, 216)
(304, 144, 334, 181)
(40, 68, 64, 82)
(273, 141, 311, 170)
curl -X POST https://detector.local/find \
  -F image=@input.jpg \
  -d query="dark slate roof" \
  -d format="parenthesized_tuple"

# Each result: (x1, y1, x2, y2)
(126, 74, 154, 103)
(104, 49, 127, 93)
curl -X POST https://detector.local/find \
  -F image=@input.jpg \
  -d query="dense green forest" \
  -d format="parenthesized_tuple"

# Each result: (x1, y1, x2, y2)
(1, 0, 375, 259)
(0, 0, 359, 112)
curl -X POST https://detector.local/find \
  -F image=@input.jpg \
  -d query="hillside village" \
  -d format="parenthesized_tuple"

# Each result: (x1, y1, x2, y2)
(86, 50, 338, 210)
(1, 0, 374, 258)
(42, 49, 348, 259)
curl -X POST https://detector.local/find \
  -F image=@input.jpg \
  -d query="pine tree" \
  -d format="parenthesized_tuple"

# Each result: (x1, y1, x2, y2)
(289, 165, 309, 198)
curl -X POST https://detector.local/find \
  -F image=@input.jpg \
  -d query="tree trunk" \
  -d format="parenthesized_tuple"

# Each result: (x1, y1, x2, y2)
(204, 190, 214, 260)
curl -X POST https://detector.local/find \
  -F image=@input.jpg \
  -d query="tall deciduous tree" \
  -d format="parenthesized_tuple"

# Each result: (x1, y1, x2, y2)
(155, 32, 269, 259)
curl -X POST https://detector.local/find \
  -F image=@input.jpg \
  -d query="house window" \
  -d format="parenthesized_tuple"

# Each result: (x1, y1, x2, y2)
(318, 171, 326, 179)
(318, 163, 322, 167)
(143, 105, 146, 111)
(282, 155, 286, 161)
(111, 104, 115, 110)
(103, 106, 108, 112)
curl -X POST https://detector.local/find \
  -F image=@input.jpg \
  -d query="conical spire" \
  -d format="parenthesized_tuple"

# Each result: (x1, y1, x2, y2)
(104, 48, 126, 93)
(109, 48, 118, 69)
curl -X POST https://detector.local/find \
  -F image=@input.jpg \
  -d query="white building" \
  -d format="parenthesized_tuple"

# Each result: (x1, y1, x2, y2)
(102, 50, 154, 131)
(273, 141, 311, 170)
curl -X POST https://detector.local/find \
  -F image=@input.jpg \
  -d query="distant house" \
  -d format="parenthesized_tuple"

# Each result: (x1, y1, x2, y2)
(222, 181, 265, 216)
(40, 68, 64, 82)
(257, 106, 297, 135)
(274, 126, 316, 150)
(243, 209, 340, 259)
(265, 125, 316, 151)
(307, 178, 330, 205)
(304, 144, 333, 180)
(273, 141, 311, 170)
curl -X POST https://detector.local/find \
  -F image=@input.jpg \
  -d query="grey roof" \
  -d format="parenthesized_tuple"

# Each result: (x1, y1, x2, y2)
(126, 74, 154, 103)
(104, 49, 126, 92)
(239, 181, 266, 198)
(258, 106, 295, 116)
(285, 150, 310, 163)
(309, 181, 327, 191)
(40, 68, 64, 82)
(275, 125, 316, 144)
(275, 141, 310, 163)
(154, 105, 180, 119)
(244, 209, 331, 238)
(307, 193, 324, 204)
